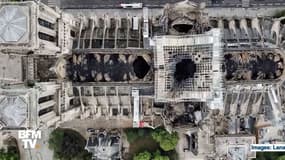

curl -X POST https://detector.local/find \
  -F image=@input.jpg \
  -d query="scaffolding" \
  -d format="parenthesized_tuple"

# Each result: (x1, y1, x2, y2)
(154, 29, 224, 103)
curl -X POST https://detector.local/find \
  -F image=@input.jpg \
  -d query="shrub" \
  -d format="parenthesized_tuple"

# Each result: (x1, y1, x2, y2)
(133, 151, 151, 160)
(48, 129, 91, 160)
(151, 129, 179, 151)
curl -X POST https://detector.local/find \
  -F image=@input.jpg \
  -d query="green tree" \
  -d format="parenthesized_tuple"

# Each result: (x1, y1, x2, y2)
(151, 129, 179, 151)
(278, 155, 285, 160)
(274, 10, 285, 18)
(0, 148, 19, 160)
(153, 150, 170, 160)
(138, 129, 146, 137)
(48, 129, 91, 160)
(134, 151, 151, 160)
(48, 129, 64, 151)
(125, 129, 139, 143)
(255, 152, 285, 160)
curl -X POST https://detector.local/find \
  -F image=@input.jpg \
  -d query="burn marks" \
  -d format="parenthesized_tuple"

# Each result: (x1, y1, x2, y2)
(133, 56, 150, 79)
(174, 59, 197, 82)
(66, 53, 151, 82)
(224, 51, 284, 81)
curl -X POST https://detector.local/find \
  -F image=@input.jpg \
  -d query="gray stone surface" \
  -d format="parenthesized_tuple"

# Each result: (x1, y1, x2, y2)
(0, 53, 23, 84)
(60, 0, 285, 9)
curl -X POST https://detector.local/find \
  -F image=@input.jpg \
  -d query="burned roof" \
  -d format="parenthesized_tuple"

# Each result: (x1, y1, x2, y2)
(65, 53, 152, 82)
(154, 29, 223, 102)
(224, 50, 284, 82)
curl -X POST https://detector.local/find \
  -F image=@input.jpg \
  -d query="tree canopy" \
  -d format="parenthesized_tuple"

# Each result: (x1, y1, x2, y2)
(255, 152, 285, 160)
(133, 151, 151, 160)
(48, 129, 91, 160)
(125, 128, 152, 143)
(274, 10, 285, 18)
(153, 154, 170, 160)
(0, 148, 19, 160)
(151, 129, 179, 151)
(133, 150, 170, 160)
(153, 151, 170, 160)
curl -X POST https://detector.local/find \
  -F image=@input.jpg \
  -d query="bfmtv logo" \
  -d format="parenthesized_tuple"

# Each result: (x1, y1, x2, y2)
(18, 130, 41, 149)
